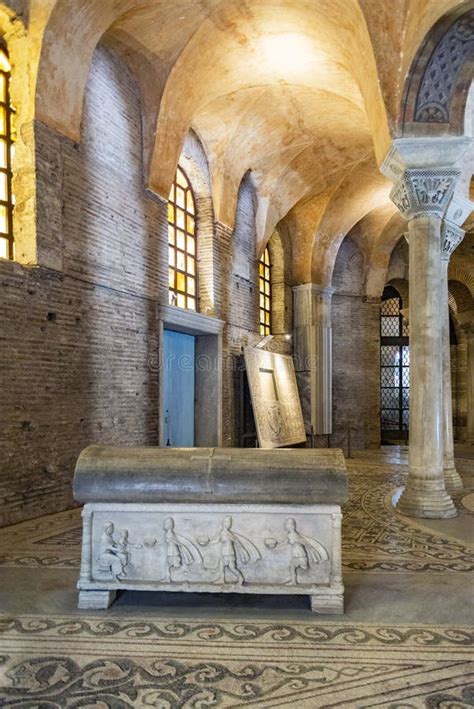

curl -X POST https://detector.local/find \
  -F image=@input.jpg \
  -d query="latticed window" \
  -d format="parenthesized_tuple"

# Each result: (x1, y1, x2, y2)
(380, 287, 410, 442)
(167, 167, 197, 310)
(0, 46, 14, 260)
(259, 247, 271, 335)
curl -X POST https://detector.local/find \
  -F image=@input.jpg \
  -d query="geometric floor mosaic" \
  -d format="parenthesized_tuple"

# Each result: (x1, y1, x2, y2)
(0, 448, 473, 706)
(343, 456, 474, 573)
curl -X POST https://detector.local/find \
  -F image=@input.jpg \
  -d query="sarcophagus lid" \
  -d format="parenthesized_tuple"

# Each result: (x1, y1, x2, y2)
(73, 446, 348, 505)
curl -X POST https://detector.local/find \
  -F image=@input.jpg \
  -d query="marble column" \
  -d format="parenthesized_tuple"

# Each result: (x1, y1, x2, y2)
(293, 284, 333, 435)
(391, 183, 459, 518)
(440, 220, 465, 490)
(381, 142, 473, 517)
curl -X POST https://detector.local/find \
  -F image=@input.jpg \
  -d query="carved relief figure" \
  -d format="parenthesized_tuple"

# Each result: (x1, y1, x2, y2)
(97, 521, 131, 581)
(199, 516, 261, 585)
(117, 529, 142, 569)
(145, 517, 202, 583)
(265, 518, 329, 585)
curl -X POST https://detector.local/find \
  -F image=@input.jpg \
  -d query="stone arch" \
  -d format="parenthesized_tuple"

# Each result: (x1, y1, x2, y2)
(177, 130, 216, 316)
(386, 278, 409, 310)
(365, 214, 407, 299)
(34, 0, 136, 142)
(266, 227, 293, 336)
(448, 259, 474, 297)
(386, 237, 409, 284)
(62, 40, 161, 295)
(229, 171, 259, 334)
(448, 289, 458, 316)
(449, 278, 474, 314)
(400, 2, 474, 136)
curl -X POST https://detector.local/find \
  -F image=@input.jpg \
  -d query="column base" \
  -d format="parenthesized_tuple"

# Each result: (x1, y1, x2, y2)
(395, 480, 457, 519)
(444, 466, 464, 492)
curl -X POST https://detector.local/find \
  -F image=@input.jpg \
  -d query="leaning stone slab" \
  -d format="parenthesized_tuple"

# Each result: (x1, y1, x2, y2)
(74, 446, 348, 614)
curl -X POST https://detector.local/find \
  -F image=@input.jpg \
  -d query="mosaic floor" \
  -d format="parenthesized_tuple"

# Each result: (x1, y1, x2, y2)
(1, 615, 473, 707)
(0, 448, 473, 707)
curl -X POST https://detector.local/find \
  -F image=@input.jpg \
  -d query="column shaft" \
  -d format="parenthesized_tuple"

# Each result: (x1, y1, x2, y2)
(397, 215, 456, 517)
(381, 141, 470, 519)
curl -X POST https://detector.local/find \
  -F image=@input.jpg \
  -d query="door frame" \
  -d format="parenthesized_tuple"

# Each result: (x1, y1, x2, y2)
(158, 304, 224, 447)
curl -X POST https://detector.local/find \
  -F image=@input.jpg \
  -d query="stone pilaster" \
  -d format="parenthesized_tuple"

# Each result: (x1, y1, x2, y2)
(440, 215, 465, 491)
(293, 284, 333, 435)
(381, 138, 471, 518)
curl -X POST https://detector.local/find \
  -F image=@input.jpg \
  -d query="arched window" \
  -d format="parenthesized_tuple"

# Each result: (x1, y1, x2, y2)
(259, 247, 271, 335)
(0, 46, 14, 260)
(380, 286, 410, 443)
(167, 166, 197, 310)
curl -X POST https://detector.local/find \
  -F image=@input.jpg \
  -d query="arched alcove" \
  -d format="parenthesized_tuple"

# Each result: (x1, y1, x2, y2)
(178, 130, 216, 316)
(331, 233, 380, 450)
(400, 3, 474, 136)
(332, 234, 366, 297)
(386, 237, 409, 285)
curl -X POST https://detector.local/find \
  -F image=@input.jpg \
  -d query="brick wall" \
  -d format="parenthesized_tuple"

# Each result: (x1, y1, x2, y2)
(0, 48, 269, 523)
(331, 236, 380, 449)
(0, 44, 165, 526)
(219, 175, 260, 446)
(452, 338, 468, 441)
(331, 295, 381, 449)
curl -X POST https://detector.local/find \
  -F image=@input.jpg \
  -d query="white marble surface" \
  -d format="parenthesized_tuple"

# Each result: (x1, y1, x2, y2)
(78, 502, 344, 613)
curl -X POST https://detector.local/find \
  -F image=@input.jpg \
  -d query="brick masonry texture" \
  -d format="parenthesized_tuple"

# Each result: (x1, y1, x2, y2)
(331, 236, 380, 450)
(0, 45, 164, 526)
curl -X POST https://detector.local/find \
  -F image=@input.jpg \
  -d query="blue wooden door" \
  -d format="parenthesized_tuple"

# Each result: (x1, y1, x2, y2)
(163, 330, 195, 447)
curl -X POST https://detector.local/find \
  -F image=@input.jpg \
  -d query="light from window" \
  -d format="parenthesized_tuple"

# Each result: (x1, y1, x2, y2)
(259, 247, 271, 335)
(167, 166, 197, 310)
(0, 46, 14, 260)
(380, 288, 409, 442)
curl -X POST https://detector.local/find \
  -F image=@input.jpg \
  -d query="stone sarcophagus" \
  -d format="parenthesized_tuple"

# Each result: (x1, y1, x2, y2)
(74, 446, 348, 613)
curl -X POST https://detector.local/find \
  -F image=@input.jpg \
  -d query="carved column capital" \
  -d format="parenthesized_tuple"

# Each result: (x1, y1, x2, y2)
(381, 137, 471, 221)
(441, 221, 465, 261)
(390, 168, 460, 220)
(445, 192, 474, 227)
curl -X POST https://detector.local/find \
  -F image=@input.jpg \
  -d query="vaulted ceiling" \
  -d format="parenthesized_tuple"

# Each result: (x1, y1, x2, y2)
(18, 0, 474, 286)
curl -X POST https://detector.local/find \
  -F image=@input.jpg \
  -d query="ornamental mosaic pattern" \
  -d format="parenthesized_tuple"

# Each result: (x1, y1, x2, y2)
(415, 10, 474, 123)
(0, 615, 472, 707)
